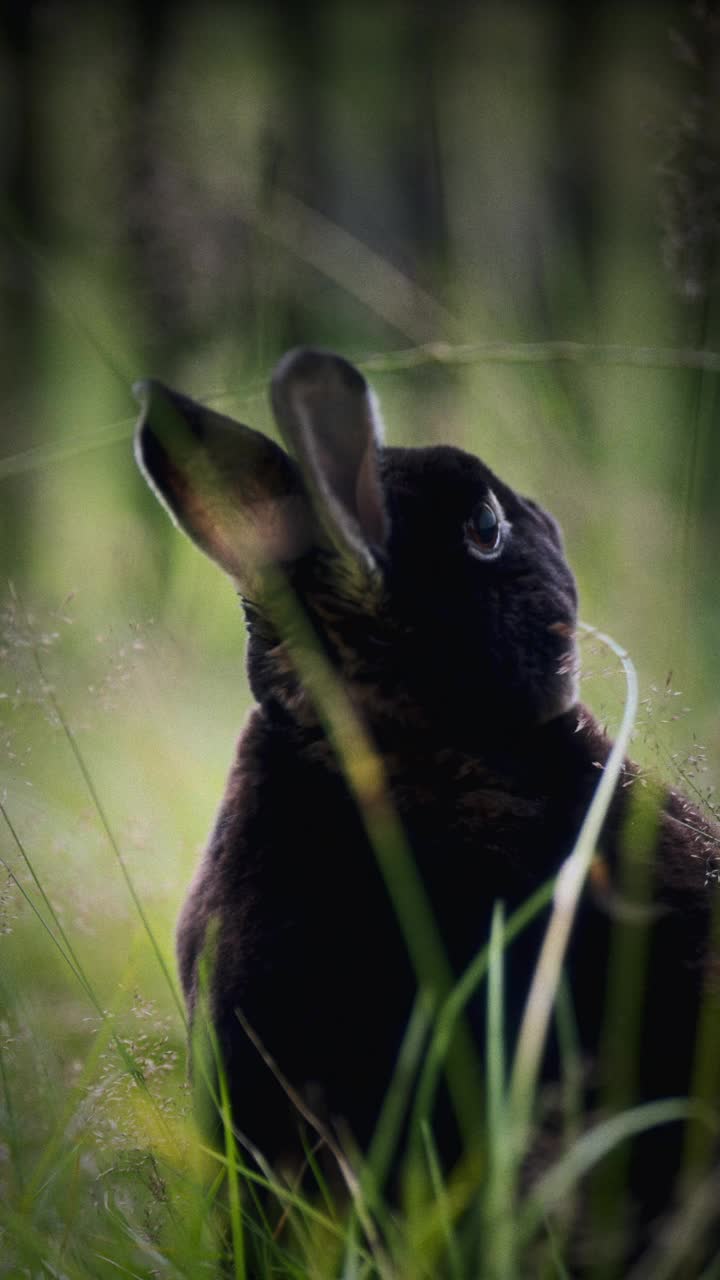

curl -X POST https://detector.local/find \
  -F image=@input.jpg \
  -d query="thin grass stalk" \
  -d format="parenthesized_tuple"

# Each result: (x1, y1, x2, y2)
(0, 798, 93, 998)
(587, 783, 661, 1273)
(554, 978, 582, 1153)
(17, 960, 154, 1210)
(698, 1254, 720, 1280)
(190, 927, 374, 1271)
(9, 339, 720, 484)
(233, 1007, 394, 1279)
(56, 1157, 83, 1264)
(0, 805, 168, 1133)
(0, 1033, 23, 1194)
(682, 888, 720, 1187)
(420, 1119, 463, 1280)
(363, 990, 434, 1210)
(518, 1099, 708, 1247)
(264, 573, 483, 1145)
(193, 943, 245, 1278)
(509, 623, 639, 1154)
(623, 1167, 720, 1280)
(484, 904, 514, 1280)
(300, 1134, 340, 1222)
(486, 905, 506, 1159)
(215, 1048, 247, 1280)
(183, 1163, 234, 1272)
(362, 339, 720, 376)
(545, 978, 584, 1265)
(274, 1135, 334, 1269)
(90, 1257, 148, 1280)
(0, 207, 133, 389)
(644, 730, 720, 1204)
(0, 812, 181, 1194)
(4, 340, 720, 484)
(540, 1217, 573, 1280)
(10, 583, 186, 1028)
(196, 1146, 357, 1248)
(410, 878, 555, 1157)
(0, 847, 89, 995)
(340, 1214, 361, 1280)
(0, 1199, 89, 1280)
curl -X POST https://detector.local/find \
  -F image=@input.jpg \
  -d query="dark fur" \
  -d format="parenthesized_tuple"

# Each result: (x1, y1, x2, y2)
(135, 350, 719, 1263)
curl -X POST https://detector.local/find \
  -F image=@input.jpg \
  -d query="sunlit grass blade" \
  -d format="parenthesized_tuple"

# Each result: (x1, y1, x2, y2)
(588, 781, 661, 1269)
(362, 339, 720, 377)
(486, 903, 506, 1171)
(483, 903, 514, 1280)
(509, 623, 639, 1157)
(262, 570, 483, 1149)
(554, 977, 582, 1154)
(239, 188, 464, 346)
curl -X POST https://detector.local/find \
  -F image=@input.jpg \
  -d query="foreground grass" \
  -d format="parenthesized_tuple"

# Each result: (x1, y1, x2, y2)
(1, 602, 719, 1279)
(0, 877, 714, 1279)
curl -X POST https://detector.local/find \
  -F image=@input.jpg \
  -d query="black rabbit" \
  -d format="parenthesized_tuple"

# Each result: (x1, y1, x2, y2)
(135, 348, 719, 1262)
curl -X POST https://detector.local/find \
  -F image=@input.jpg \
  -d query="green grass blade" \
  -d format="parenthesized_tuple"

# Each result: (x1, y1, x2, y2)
(486, 903, 506, 1167)
(420, 1119, 463, 1280)
(363, 990, 434, 1209)
(519, 1099, 711, 1244)
(410, 878, 555, 1155)
(484, 903, 514, 1280)
(509, 623, 639, 1156)
(262, 572, 483, 1146)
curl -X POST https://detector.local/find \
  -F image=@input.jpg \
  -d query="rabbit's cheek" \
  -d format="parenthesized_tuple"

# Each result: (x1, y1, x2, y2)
(552, 652, 581, 719)
(545, 628, 580, 716)
(505, 605, 579, 724)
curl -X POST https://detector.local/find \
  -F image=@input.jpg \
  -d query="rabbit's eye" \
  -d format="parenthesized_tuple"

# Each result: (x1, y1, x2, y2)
(465, 500, 502, 557)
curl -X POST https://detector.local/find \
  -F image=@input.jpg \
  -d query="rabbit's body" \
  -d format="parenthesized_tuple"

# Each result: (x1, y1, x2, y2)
(178, 698, 710, 1184)
(135, 349, 719, 1257)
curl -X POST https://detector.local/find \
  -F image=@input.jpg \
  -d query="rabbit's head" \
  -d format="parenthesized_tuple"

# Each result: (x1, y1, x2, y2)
(135, 349, 578, 738)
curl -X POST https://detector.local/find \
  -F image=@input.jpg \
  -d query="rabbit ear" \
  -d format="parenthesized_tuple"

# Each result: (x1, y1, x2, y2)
(134, 380, 315, 598)
(270, 348, 388, 579)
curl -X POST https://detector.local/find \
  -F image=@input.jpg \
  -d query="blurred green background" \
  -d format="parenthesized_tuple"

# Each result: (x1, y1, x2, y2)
(0, 0, 719, 1228)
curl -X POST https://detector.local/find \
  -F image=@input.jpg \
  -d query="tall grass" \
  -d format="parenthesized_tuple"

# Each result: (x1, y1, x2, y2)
(1, 587, 717, 1278)
(1, 7, 719, 1274)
